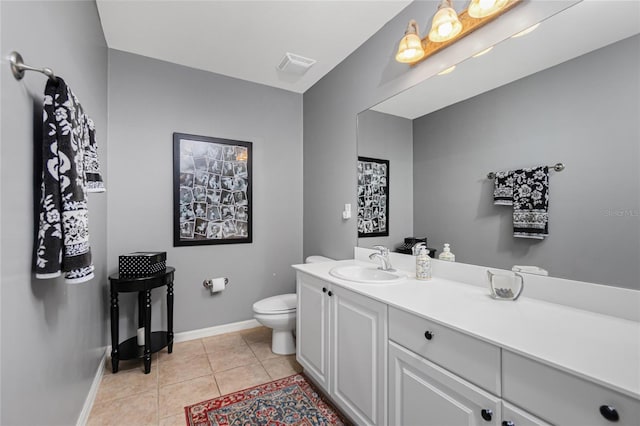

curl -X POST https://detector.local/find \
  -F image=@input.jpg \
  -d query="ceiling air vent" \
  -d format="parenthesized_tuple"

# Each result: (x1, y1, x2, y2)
(276, 52, 316, 75)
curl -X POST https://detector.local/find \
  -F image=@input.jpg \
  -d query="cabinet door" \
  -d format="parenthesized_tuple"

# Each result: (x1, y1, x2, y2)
(331, 286, 388, 426)
(502, 350, 640, 426)
(296, 273, 330, 392)
(389, 341, 501, 426)
(502, 401, 551, 426)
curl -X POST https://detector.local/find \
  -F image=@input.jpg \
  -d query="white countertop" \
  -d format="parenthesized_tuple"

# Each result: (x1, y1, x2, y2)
(293, 259, 640, 399)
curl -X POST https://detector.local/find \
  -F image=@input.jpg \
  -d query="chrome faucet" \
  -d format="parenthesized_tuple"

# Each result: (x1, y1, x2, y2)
(369, 245, 395, 271)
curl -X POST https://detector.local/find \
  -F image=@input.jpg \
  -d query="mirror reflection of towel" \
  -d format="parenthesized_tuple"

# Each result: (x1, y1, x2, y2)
(493, 171, 513, 205)
(512, 166, 549, 239)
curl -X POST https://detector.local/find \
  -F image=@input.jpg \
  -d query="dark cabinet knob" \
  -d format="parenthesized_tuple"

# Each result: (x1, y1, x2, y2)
(328, 291, 333, 297)
(502, 421, 515, 426)
(599, 405, 619, 422)
(322, 287, 327, 293)
(481, 409, 493, 421)
(424, 330, 434, 340)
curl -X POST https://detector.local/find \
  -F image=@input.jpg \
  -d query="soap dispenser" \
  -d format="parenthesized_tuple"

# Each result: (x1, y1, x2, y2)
(415, 244, 432, 281)
(439, 243, 455, 262)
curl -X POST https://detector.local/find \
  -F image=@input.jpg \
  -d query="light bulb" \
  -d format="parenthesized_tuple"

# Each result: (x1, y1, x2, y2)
(395, 21, 425, 63)
(438, 22, 453, 37)
(468, 0, 508, 18)
(428, 0, 462, 42)
(399, 48, 418, 61)
(479, 0, 496, 9)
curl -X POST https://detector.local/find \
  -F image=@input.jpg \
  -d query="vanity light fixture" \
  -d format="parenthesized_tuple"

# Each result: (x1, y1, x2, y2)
(428, 0, 463, 43)
(511, 22, 541, 38)
(394, 0, 522, 66)
(468, 0, 509, 19)
(395, 20, 426, 63)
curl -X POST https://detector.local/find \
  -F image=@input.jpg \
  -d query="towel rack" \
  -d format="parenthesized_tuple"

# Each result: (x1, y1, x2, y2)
(487, 162, 565, 179)
(8, 51, 56, 82)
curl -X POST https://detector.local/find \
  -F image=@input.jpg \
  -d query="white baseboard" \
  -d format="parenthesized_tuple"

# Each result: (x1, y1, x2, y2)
(104, 318, 262, 354)
(79, 319, 260, 425)
(174, 319, 261, 342)
(76, 348, 107, 426)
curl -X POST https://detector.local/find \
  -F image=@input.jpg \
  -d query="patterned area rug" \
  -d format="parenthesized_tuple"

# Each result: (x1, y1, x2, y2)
(185, 373, 349, 426)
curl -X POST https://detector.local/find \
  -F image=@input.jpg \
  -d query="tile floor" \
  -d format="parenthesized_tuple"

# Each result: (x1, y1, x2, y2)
(87, 326, 302, 426)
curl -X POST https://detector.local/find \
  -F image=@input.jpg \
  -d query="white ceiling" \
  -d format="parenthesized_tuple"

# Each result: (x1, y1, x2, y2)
(371, 0, 640, 119)
(96, 0, 412, 93)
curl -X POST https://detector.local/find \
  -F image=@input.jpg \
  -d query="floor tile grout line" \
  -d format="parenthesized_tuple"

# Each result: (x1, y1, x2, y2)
(157, 338, 221, 423)
(89, 328, 277, 424)
(210, 364, 222, 400)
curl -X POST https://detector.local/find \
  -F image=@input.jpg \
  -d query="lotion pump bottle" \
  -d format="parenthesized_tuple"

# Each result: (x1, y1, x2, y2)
(439, 243, 456, 262)
(415, 245, 432, 281)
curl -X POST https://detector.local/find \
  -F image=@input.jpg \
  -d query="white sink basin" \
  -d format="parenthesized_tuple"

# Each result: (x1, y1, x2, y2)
(329, 265, 406, 284)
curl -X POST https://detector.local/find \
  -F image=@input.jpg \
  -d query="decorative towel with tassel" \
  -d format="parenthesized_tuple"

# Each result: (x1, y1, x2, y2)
(512, 166, 549, 239)
(35, 77, 105, 283)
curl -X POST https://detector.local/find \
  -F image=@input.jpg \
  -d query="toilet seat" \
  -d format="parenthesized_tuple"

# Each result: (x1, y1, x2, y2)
(253, 293, 297, 315)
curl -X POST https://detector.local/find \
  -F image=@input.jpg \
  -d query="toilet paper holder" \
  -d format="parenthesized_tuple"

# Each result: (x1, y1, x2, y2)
(203, 277, 229, 293)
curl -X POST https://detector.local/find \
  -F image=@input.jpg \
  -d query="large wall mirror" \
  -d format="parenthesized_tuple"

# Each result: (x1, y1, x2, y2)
(357, 1, 639, 289)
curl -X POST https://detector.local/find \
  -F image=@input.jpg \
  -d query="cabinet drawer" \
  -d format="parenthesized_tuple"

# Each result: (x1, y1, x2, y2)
(502, 401, 551, 426)
(390, 342, 501, 426)
(502, 350, 640, 425)
(389, 307, 501, 395)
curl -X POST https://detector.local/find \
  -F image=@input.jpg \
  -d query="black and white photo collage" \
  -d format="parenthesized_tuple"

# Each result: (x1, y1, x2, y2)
(357, 157, 389, 236)
(178, 139, 250, 241)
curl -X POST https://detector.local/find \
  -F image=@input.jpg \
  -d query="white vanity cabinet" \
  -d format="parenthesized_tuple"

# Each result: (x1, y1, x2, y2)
(294, 262, 639, 426)
(389, 341, 501, 426)
(296, 272, 388, 426)
(501, 401, 551, 426)
(502, 351, 640, 425)
(388, 306, 503, 426)
(388, 307, 501, 395)
(296, 271, 330, 390)
(387, 346, 553, 426)
(388, 307, 552, 426)
(389, 307, 640, 426)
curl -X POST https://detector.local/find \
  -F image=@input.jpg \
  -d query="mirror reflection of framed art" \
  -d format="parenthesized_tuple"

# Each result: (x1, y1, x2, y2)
(173, 133, 252, 246)
(357, 156, 389, 238)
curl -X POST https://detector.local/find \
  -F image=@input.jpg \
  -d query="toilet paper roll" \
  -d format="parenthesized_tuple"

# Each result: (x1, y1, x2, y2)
(137, 327, 145, 346)
(209, 277, 228, 293)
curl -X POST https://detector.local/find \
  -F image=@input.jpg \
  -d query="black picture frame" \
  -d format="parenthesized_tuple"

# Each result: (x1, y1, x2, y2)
(173, 133, 252, 246)
(357, 156, 389, 238)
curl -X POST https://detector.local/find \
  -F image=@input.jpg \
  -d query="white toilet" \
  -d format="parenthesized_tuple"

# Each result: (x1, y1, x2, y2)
(252, 255, 333, 355)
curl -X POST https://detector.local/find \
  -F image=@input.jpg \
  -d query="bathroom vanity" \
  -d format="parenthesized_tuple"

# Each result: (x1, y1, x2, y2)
(293, 250, 640, 426)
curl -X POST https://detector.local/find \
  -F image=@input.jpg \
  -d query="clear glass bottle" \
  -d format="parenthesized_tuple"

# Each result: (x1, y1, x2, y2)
(439, 243, 455, 262)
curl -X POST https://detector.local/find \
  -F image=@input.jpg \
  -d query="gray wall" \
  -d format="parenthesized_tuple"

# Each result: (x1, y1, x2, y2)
(303, 1, 444, 261)
(413, 35, 639, 289)
(0, 1, 108, 425)
(107, 50, 303, 334)
(357, 110, 413, 249)
(302, 0, 563, 260)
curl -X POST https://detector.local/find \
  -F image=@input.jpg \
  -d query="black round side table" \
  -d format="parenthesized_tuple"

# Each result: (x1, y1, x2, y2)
(108, 267, 174, 374)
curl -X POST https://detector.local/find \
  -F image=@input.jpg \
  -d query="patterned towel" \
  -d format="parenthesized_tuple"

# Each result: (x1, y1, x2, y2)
(35, 78, 105, 283)
(493, 171, 514, 205)
(512, 166, 549, 239)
